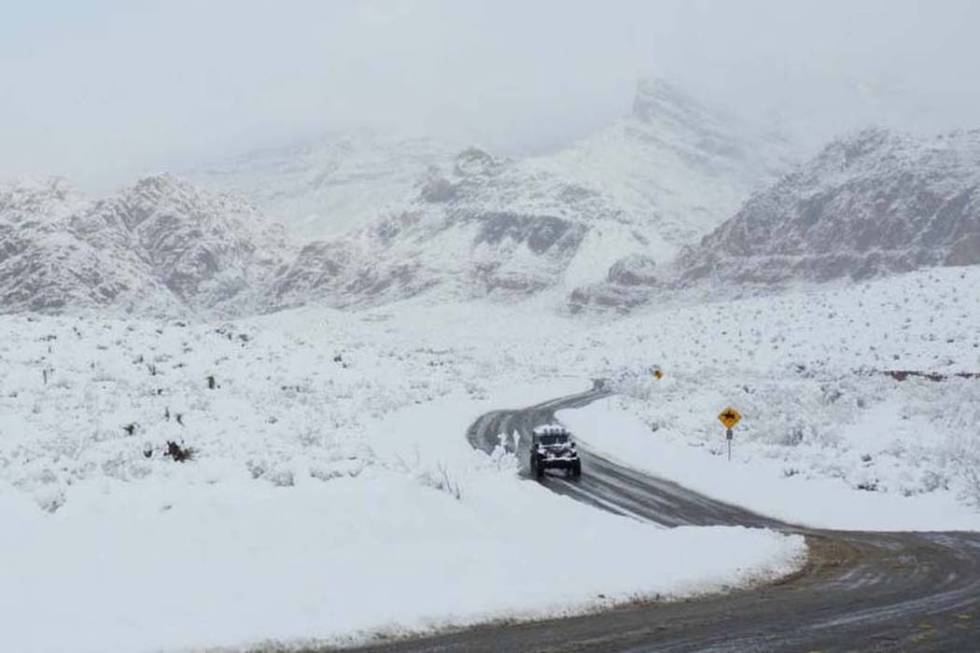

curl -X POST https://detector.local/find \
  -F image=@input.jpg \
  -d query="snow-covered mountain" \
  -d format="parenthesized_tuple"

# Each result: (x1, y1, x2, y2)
(191, 129, 458, 239)
(541, 78, 797, 256)
(0, 176, 171, 314)
(677, 128, 980, 284)
(571, 127, 980, 311)
(262, 80, 799, 310)
(0, 175, 288, 315)
(195, 80, 796, 253)
(265, 147, 632, 309)
(3, 79, 803, 315)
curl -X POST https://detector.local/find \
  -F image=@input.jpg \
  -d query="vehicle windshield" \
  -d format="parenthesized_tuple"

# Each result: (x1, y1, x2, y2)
(537, 434, 568, 446)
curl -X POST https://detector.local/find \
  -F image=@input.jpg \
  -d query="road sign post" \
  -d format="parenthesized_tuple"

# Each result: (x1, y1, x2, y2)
(718, 407, 741, 462)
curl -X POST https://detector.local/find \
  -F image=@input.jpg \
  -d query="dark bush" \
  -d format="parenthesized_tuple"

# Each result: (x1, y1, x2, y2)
(164, 441, 194, 462)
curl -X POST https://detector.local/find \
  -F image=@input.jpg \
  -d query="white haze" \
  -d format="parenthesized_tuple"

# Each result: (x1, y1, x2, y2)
(2, 0, 979, 191)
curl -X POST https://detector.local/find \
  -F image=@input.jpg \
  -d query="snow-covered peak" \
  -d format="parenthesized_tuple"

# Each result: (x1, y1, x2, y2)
(0, 176, 84, 224)
(800, 127, 980, 189)
(569, 126, 980, 311)
(194, 79, 803, 313)
(631, 77, 719, 127)
(86, 175, 289, 310)
(2, 79, 809, 316)
(0, 174, 291, 316)
(95, 172, 284, 248)
(543, 78, 801, 292)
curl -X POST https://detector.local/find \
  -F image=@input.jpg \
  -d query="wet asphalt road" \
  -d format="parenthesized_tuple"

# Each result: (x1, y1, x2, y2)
(334, 388, 980, 652)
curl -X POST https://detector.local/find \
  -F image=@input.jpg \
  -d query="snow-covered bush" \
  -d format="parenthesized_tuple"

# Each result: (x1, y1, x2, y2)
(417, 461, 463, 500)
(937, 381, 980, 506)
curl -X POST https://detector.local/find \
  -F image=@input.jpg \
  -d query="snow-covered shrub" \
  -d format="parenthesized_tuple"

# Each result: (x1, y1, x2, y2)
(417, 462, 463, 500)
(939, 381, 980, 506)
(267, 467, 295, 487)
(487, 442, 520, 473)
(34, 485, 65, 513)
(945, 433, 980, 507)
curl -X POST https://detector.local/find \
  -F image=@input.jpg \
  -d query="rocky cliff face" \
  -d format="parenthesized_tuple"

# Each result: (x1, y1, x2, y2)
(262, 80, 800, 310)
(8, 125, 977, 318)
(0, 177, 164, 313)
(676, 128, 980, 284)
(264, 147, 604, 309)
(2, 79, 809, 316)
(0, 175, 287, 315)
(78, 175, 288, 310)
(569, 127, 980, 312)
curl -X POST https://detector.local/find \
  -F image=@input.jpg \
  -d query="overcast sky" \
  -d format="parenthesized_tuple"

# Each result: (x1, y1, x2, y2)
(3, 0, 979, 190)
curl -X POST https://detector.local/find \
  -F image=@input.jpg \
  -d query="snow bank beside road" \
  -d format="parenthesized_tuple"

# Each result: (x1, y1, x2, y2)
(559, 398, 980, 532)
(0, 384, 804, 653)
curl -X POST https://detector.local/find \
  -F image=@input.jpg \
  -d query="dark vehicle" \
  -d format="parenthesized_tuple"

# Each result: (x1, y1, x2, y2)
(530, 424, 581, 479)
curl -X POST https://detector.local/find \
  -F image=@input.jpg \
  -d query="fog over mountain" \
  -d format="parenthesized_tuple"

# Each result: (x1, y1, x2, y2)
(3, 1, 980, 191)
(5, 76, 980, 317)
(195, 76, 795, 242)
(570, 127, 980, 312)
(1, 79, 802, 316)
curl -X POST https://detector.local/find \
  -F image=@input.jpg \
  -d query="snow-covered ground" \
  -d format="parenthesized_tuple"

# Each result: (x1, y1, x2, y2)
(560, 397, 980, 531)
(2, 263, 978, 651)
(1, 398, 804, 653)
(560, 268, 980, 527)
(0, 311, 802, 653)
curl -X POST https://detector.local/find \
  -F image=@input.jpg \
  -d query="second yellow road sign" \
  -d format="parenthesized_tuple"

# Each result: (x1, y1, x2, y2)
(718, 406, 742, 429)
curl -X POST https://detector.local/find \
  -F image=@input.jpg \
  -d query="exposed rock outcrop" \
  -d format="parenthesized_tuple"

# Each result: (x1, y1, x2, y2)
(676, 128, 980, 284)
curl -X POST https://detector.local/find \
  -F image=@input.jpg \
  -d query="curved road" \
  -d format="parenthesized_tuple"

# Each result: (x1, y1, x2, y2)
(342, 388, 980, 652)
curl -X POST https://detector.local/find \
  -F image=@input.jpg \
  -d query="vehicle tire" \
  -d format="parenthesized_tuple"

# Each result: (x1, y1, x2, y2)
(535, 457, 545, 479)
(571, 460, 582, 477)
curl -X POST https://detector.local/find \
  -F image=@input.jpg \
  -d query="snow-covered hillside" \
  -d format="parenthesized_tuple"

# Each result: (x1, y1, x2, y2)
(193, 80, 795, 255)
(191, 128, 459, 239)
(264, 146, 643, 309)
(677, 127, 980, 284)
(0, 174, 289, 316)
(572, 127, 980, 311)
(3, 80, 800, 317)
(544, 78, 796, 255)
(0, 307, 803, 652)
(2, 259, 978, 650)
(567, 266, 980, 524)
(262, 80, 800, 310)
(0, 176, 176, 314)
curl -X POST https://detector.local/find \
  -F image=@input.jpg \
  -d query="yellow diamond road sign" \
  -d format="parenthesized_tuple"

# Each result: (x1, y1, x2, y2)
(718, 407, 742, 429)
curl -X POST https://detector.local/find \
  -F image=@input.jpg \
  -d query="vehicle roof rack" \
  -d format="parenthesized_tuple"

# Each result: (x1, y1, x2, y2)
(533, 424, 568, 435)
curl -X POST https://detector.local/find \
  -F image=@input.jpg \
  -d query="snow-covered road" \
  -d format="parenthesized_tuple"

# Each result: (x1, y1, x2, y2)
(343, 389, 980, 652)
